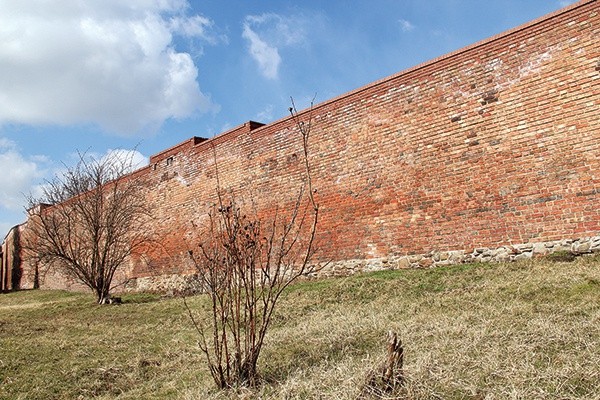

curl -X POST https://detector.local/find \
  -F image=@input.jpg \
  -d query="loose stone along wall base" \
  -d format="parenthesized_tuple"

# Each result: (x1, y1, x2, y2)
(124, 235, 600, 293)
(318, 236, 600, 277)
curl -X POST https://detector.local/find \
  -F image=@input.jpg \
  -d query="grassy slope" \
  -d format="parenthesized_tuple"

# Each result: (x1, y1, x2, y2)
(1, 257, 599, 399)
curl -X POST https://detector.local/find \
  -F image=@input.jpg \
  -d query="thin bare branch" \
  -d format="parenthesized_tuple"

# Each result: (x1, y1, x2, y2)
(23, 150, 151, 304)
(186, 97, 320, 388)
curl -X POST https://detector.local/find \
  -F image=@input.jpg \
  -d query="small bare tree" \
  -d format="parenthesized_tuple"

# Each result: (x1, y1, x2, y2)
(25, 151, 149, 304)
(185, 99, 319, 388)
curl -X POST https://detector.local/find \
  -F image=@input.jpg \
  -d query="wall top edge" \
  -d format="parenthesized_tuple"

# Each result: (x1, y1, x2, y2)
(149, 121, 266, 164)
(149, 0, 595, 157)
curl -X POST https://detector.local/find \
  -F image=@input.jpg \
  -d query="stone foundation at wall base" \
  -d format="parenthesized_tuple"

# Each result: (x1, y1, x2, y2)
(319, 236, 600, 277)
(124, 235, 600, 293)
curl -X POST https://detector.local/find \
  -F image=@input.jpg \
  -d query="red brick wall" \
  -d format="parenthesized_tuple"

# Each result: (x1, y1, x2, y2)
(17, 1, 600, 289)
(132, 0, 599, 274)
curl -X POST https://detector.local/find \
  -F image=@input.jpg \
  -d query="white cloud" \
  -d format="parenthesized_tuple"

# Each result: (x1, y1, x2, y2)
(558, 1, 577, 7)
(0, 0, 221, 135)
(68, 148, 149, 181)
(399, 19, 415, 32)
(101, 148, 149, 172)
(242, 25, 281, 80)
(242, 13, 308, 80)
(0, 139, 45, 210)
(170, 15, 216, 42)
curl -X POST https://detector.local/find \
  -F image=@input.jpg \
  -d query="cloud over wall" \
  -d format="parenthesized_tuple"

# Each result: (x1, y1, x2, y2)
(242, 13, 308, 80)
(0, 138, 45, 211)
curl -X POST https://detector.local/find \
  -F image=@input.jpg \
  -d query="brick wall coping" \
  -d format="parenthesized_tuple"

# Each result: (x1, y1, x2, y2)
(134, 0, 596, 172)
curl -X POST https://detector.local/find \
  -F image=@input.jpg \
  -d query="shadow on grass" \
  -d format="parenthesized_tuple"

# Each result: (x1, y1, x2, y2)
(260, 329, 381, 385)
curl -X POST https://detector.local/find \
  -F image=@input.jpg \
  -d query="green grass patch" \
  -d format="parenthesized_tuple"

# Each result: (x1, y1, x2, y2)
(1, 258, 600, 399)
(543, 250, 577, 262)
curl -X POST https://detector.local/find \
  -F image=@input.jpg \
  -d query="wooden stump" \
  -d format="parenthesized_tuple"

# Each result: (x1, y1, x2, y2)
(362, 331, 404, 397)
(381, 330, 404, 388)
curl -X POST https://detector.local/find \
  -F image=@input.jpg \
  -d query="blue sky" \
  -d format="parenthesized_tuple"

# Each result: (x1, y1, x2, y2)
(0, 0, 577, 236)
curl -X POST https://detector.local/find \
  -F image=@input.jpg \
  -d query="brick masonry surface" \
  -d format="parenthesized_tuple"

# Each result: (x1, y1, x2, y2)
(4, 0, 599, 293)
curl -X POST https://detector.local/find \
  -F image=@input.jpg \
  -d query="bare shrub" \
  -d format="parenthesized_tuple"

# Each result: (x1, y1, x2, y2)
(25, 151, 150, 304)
(185, 99, 319, 388)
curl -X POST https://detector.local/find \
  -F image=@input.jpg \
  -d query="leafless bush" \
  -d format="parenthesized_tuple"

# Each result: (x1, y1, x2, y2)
(185, 99, 319, 388)
(25, 151, 150, 304)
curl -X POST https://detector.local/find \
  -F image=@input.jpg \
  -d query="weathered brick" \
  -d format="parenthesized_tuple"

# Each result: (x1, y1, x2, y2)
(3, 1, 599, 292)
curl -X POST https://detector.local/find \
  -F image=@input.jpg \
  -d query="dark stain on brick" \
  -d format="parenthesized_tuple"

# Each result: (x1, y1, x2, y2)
(481, 89, 499, 105)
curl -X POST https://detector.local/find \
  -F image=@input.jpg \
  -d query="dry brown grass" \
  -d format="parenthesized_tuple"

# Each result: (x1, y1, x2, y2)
(1, 256, 599, 399)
